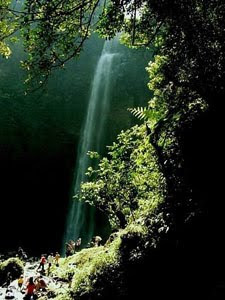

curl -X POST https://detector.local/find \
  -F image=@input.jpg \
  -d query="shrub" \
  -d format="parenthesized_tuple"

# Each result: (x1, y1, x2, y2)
(0, 257, 24, 285)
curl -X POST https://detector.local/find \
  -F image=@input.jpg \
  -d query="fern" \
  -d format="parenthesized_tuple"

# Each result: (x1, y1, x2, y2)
(128, 106, 163, 132)
(128, 107, 149, 120)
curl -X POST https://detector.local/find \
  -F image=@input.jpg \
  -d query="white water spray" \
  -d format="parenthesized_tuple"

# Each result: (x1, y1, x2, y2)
(64, 39, 120, 248)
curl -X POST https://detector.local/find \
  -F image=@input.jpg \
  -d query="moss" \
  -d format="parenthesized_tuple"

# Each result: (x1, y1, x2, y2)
(54, 295, 72, 300)
(72, 236, 121, 293)
(47, 202, 169, 300)
(38, 292, 71, 300)
(0, 257, 24, 285)
(48, 234, 124, 299)
(47, 189, 167, 300)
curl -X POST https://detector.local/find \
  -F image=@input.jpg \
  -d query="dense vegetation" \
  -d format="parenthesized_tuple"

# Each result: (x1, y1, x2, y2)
(1, 0, 225, 299)
(79, 125, 166, 230)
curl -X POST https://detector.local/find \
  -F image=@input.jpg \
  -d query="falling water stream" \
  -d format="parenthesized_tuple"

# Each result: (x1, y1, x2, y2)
(63, 38, 120, 249)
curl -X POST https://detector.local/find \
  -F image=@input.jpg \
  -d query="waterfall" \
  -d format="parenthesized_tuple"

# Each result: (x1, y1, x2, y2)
(63, 38, 120, 250)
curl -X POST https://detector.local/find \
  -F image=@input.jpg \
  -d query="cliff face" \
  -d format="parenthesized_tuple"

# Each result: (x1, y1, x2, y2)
(64, 105, 224, 300)
(134, 104, 225, 300)
(180, 106, 225, 298)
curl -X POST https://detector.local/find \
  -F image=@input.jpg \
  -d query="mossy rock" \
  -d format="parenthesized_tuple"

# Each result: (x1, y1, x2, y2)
(0, 257, 24, 285)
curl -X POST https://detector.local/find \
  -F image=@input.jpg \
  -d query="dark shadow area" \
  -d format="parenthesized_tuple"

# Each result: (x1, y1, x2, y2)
(0, 141, 76, 256)
(125, 104, 225, 299)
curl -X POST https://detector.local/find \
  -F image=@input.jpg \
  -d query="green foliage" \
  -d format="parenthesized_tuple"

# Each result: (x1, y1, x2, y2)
(0, 0, 19, 58)
(1, 0, 225, 100)
(78, 124, 165, 229)
(128, 107, 150, 121)
(50, 119, 167, 298)
(97, 0, 166, 48)
(20, 0, 102, 86)
(128, 54, 169, 138)
(2, 0, 105, 87)
(62, 122, 167, 300)
(0, 257, 24, 285)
